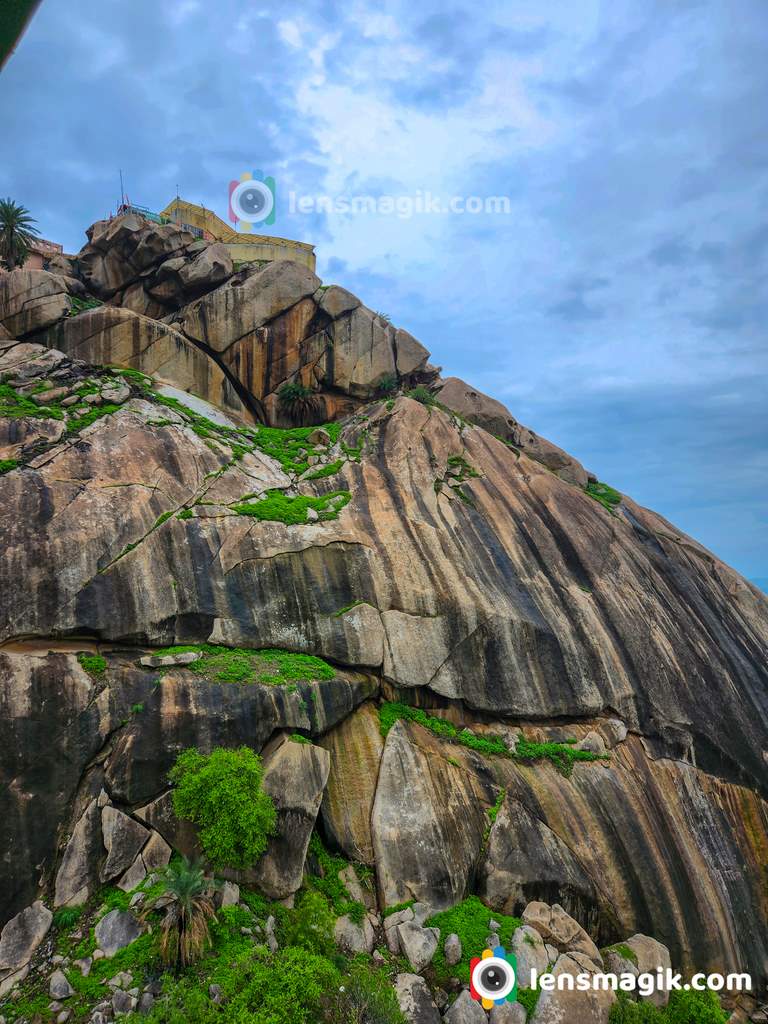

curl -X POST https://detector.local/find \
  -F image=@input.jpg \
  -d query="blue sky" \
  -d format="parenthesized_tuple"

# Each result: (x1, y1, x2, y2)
(2, 0, 766, 584)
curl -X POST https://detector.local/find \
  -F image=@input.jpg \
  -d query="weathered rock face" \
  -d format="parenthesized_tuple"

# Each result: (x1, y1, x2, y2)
(2, 210, 768, 1005)
(39, 306, 256, 425)
(436, 376, 592, 486)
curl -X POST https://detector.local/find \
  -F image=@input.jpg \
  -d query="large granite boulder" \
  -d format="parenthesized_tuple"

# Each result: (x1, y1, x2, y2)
(54, 798, 103, 907)
(0, 901, 52, 997)
(244, 735, 330, 899)
(530, 953, 616, 1024)
(0, 269, 73, 338)
(394, 973, 441, 1024)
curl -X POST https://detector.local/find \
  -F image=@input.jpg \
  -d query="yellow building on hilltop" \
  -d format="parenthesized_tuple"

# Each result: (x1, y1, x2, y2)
(159, 198, 316, 272)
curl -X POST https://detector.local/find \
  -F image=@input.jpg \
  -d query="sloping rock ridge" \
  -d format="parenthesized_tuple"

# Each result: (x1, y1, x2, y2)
(1, 214, 767, 1010)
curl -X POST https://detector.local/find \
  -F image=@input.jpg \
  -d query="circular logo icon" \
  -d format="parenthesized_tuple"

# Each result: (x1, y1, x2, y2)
(230, 179, 274, 223)
(471, 956, 516, 1002)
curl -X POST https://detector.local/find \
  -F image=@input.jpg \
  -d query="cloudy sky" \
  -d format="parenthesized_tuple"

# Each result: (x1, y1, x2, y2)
(2, 0, 766, 585)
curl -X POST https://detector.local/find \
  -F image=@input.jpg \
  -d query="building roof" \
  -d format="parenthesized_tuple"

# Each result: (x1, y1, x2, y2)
(160, 198, 314, 257)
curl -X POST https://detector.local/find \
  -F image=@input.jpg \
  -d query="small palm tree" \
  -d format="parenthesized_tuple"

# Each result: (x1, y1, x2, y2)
(140, 858, 217, 970)
(0, 199, 40, 270)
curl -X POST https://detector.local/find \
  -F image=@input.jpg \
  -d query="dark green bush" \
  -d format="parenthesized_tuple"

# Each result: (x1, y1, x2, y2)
(169, 747, 277, 869)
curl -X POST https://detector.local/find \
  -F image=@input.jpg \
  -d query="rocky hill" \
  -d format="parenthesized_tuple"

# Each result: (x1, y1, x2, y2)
(0, 215, 766, 1024)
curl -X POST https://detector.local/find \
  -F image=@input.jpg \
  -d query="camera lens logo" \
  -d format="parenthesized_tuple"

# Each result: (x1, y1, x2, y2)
(228, 171, 276, 229)
(470, 945, 517, 1009)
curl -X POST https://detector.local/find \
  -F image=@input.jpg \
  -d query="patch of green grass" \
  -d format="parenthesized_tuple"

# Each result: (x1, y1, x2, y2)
(379, 702, 607, 777)
(231, 488, 351, 524)
(446, 454, 480, 479)
(586, 480, 622, 513)
(518, 986, 542, 1018)
(0, 382, 65, 420)
(131, 702, 145, 714)
(65, 401, 122, 433)
(602, 942, 639, 965)
(609, 990, 727, 1023)
(304, 458, 346, 480)
(77, 652, 107, 676)
(382, 900, 415, 918)
(483, 787, 506, 845)
(426, 896, 522, 985)
(0, 457, 19, 474)
(333, 600, 367, 617)
(52, 905, 85, 930)
(289, 733, 311, 744)
(150, 643, 336, 686)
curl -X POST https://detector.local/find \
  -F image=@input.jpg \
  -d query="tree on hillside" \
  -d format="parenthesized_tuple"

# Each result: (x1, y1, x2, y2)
(0, 198, 40, 269)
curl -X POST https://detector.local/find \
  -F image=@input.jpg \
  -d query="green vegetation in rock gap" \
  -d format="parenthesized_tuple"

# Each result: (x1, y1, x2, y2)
(77, 652, 107, 676)
(145, 383, 344, 478)
(231, 488, 351, 525)
(0, 457, 18, 474)
(379, 702, 607, 777)
(426, 896, 522, 985)
(65, 295, 103, 316)
(306, 833, 368, 924)
(333, 599, 368, 617)
(609, 990, 727, 1024)
(169, 747, 277, 870)
(149, 644, 336, 686)
(0, 381, 65, 420)
(382, 899, 415, 918)
(304, 457, 346, 480)
(586, 480, 622, 513)
(483, 787, 506, 846)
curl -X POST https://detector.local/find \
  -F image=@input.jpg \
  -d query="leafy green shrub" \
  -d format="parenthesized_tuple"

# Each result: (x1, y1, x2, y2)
(77, 652, 107, 676)
(214, 945, 342, 1024)
(66, 295, 102, 316)
(281, 890, 336, 956)
(278, 381, 315, 405)
(405, 385, 437, 406)
(305, 834, 367, 923)
(0, 457, 18, 474)
(326, 959, 406, 1024)
(169, 747, 277, 870)
(609, 991, 727, 1024)
(376, 373, 398, 395)
(52, 905, 84, 930)
(426, 896, 522, 985)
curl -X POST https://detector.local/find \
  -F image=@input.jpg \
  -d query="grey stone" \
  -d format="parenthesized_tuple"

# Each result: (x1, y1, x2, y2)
(49, 969, 74, 1000)
(0, 900, 53, 996)
(384, 906, 414, 954)
(395, 972, 442, 1024)
(443, 990, 487, 1024)
(522, 903, 601, 966)
(219, 881, 240, 908)
(100, 384, 130, 404)
(397, 920, 440, 973)
(209, 983, 223, 1004)
(444, 933, 462, 967)
(530, 953, 615, 1024)
(511, 925, 548, 989)
(577, 731, 607, 755)
(112, 988, 137, 1015)
(94, 910, 143, 957)
(100, 807, 150, 883)
(307, 427, 331, 446)
(138, 992, 155, 1013)
(264, 915, 278, 954)
(139, 651, 202, 668)
(73, 957, 93, 977)
(624, 934, 672, 1007)
(334, 914, 376, 955)
(489, 1004, 526, 1024)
